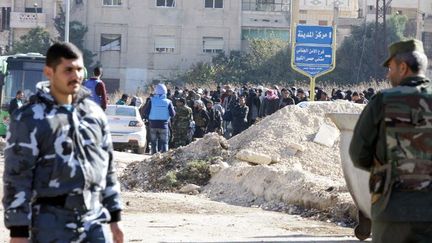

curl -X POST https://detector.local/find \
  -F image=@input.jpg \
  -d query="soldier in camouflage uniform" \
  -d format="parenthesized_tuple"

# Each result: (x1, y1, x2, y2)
(350, 39, 432, 243)
(2, 43, 124, 242)
(172, 98, 193, 148)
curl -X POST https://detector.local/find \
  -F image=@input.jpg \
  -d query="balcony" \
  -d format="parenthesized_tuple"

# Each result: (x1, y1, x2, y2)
(10, 12, 47, 29)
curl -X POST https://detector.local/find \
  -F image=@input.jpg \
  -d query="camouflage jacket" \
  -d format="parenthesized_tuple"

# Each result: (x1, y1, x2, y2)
(173, 105, 193, 129)
(2, 86, 122, 231)
(350, 75, 432, 222)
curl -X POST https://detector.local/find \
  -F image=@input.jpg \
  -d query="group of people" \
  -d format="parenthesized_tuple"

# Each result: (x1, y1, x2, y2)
(3, 38, 432, 243)
(132, 81, 375, 154)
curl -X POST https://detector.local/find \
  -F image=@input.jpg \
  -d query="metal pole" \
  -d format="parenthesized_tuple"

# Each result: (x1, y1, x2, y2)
(34, 3, 38, 27)
(65, 0, 70, 42)
(309, 77, 316, 101)
(416, 0, 422, 39)
(290, 0, 299, 44)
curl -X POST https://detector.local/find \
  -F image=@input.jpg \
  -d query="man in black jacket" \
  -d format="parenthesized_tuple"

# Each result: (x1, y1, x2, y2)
(8, 90, 24, 115)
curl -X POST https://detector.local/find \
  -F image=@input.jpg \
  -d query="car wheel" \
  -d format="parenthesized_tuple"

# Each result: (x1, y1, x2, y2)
(134, 146, 146, 154)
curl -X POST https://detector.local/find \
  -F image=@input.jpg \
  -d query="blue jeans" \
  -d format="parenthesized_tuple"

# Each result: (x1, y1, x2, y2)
(150, 128, 169, 154)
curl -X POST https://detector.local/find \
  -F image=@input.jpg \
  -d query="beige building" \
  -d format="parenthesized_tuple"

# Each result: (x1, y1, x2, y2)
(77, 0, 359, 93)
(240, 0, 291, 51)
(0, 0, 361, 93)
(298, 0, 359, 47)
(72, 0, 242, 93)
(360, 0, 432, 74)
(0, 0, 62, 54)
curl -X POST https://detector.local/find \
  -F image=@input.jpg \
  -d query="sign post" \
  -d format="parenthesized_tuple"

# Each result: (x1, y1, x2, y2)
(291, 25, 336, 101)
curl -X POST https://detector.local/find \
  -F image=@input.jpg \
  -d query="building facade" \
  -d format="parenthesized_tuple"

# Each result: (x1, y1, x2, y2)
(73, 0, 242, 93)
(0, 0, 364, 93)
(77, 0, 360, 93)
(0, 0, 61, 54)
(360, 0, 432, 75)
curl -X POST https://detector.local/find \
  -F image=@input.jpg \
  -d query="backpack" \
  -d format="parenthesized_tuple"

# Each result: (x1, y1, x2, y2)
(379, 82, 432, 194)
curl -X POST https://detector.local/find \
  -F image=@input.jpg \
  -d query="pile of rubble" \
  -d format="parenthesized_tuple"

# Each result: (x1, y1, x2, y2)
(120, 100, 365, 223)
(120, 133, 230, 192)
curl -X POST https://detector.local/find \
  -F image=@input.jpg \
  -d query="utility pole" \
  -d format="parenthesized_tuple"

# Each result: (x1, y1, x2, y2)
(290, 0, 300, 45)
(65, 0, 70, 42)
(375, 0, 387, 77)
(33, 3, 38, 27)
(333, 0, 340, 26)
(416, 0, 423, 40)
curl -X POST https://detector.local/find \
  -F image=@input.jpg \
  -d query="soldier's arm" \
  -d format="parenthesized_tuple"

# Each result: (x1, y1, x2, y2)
(3, 115, 38, 238)
(100, 118, 123, 222)
(349, 93, 383, 171)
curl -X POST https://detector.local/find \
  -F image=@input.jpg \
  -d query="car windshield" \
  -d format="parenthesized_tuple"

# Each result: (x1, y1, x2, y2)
(106, 106, 136, 117)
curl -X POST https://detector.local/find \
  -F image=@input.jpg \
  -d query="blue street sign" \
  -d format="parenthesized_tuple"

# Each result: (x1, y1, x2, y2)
(295, 65, 333, 77)
(295, 25, 333, 45)
(294, 46, 332, 65)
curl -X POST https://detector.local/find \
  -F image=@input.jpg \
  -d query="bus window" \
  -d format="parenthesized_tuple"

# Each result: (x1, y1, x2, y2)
(4, 69, 45, 103)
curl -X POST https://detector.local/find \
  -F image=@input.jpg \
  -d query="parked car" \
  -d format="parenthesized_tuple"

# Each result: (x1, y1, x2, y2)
(105, 104, 146, 154)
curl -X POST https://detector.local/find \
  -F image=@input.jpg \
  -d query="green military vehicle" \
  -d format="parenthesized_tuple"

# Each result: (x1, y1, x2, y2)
(0, 53, 46, 137)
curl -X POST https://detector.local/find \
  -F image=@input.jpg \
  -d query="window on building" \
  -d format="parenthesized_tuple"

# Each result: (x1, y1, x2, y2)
(299, 10, 307, 14)
(242, 0, 288, 12)
(25, 0, 42, 13)
(257, 0, 275, 11)
(203, 37, 224, 53)
(205, 0, 223, 8)
(1, 7, 11, 31)
(154, 36, 175, 53)
(103, 0, 122, 6)
(101, 34, 121, 51)
(104, 78, 120, 93)
(299, 20, 307, 24)
(241, 28, 289, 41)
(318, 20, 328, 26)
(156, 0, 176, 7)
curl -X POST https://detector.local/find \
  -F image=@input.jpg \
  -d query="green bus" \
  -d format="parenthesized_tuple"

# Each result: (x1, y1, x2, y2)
(0, 53, 46, 136)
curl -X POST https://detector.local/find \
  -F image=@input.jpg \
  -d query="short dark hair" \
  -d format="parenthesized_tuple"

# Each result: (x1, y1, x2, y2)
(16, 90, 23, 95)
(93, 66, 102, 76)
(394, 51, 428, 74)
(45, 42, 83, 70)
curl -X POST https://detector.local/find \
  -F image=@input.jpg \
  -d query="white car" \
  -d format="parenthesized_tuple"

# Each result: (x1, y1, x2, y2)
(105, 105, 147, 154)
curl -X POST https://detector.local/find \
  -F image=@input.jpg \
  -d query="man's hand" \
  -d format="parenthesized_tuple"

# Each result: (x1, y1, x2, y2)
(110, 222, 124, 243)
(10, 238, 29, 243)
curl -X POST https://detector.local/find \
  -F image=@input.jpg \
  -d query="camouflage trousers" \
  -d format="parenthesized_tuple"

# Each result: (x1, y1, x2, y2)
(372, 220, 432, 243)
(172, 129, 191, 148)
(31, 204, 112, 242)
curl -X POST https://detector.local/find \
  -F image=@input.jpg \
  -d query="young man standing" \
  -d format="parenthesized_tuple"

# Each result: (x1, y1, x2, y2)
(8, 90, 24, 115)
(143, 83, 176, 154)
(3, 42, 124, 242)
(83, 66, 108, 110)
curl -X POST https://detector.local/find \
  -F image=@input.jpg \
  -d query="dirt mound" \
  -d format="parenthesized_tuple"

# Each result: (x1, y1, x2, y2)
(120, 100, 365, 223)
(120, 133, 229, 191)
(204, 101, 364, 223)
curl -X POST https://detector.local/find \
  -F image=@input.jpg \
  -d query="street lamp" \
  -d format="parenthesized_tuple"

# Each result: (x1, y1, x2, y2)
(34, 3, 38, 27)
(65, 0, 70, 42)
